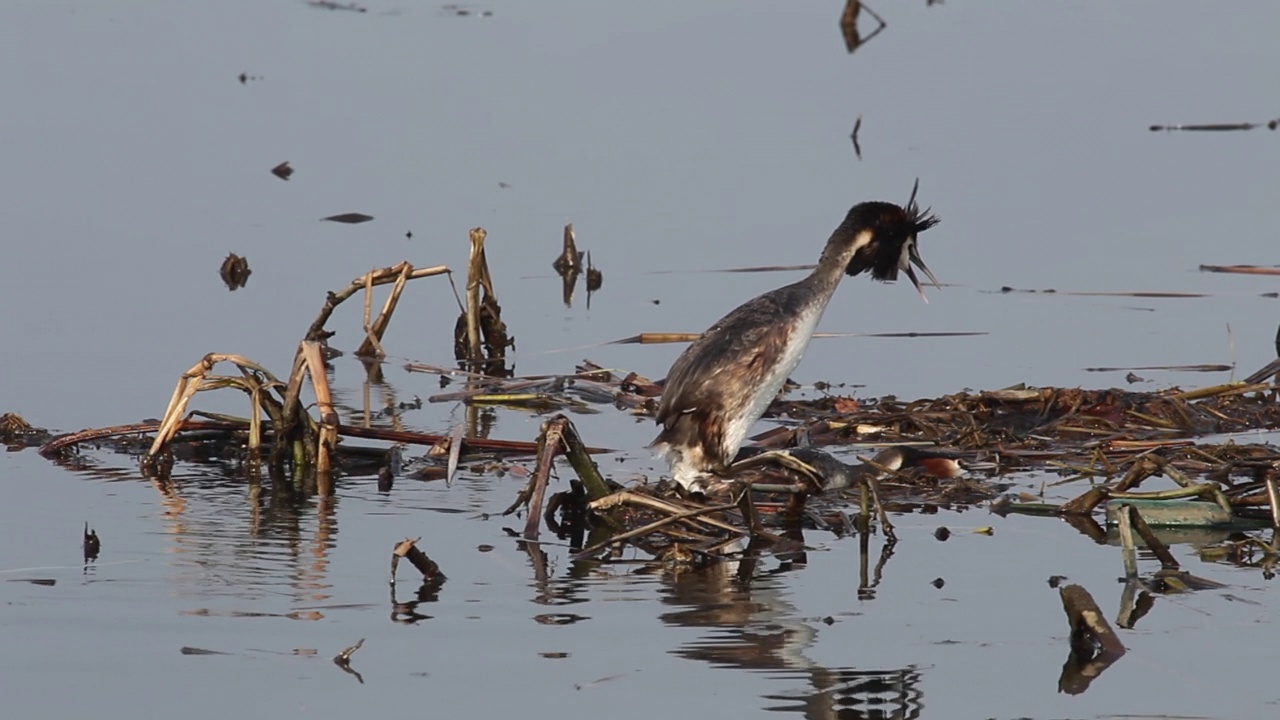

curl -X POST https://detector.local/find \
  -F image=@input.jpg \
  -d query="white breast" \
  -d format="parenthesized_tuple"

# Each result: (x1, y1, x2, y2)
(719, 302, 826, 460)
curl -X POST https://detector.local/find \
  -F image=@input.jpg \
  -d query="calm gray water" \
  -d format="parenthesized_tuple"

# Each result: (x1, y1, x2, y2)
(3, 1, 1279, 718)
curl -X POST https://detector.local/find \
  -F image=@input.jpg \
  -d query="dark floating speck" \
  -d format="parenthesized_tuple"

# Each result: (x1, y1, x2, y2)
(270, 161, 293, 181)
(220, 253, 252, 291)
(323, 213, 374, 224)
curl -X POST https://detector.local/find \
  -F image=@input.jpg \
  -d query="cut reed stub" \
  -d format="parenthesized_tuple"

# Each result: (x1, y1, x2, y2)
(391, 537, 445, 583)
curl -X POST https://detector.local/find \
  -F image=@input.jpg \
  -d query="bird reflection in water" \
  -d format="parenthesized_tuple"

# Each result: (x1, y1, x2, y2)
(658, 536, 923, 719)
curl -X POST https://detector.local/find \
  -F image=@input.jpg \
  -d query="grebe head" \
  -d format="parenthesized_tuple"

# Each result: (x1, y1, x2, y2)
(842, 179, 941, 301)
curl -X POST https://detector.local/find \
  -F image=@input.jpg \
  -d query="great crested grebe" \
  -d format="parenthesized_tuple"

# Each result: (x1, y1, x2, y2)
(653, 183, 941, 492)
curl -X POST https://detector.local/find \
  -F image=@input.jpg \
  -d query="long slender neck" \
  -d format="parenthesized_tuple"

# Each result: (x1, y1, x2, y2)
(800, 226, 873, 301)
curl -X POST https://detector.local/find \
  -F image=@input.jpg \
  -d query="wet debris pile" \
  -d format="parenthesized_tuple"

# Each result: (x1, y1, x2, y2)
(1, 412, 52, 449)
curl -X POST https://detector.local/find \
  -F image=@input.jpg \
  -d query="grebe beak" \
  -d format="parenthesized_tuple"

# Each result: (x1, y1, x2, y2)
(901, 238, 941, 303)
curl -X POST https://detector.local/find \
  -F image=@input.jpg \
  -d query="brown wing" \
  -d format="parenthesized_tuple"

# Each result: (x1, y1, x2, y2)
(653, 286, 798, 469)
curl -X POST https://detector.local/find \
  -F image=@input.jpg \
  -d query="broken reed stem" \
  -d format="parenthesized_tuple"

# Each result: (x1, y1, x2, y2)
(356, 262, 413, 358)
(1117, 504, 1139, 580)
(1265, 477, 1280, 531)
(279, 344, 315, 466)
(304, 262, 451, 342)
(465, 229, 487, 365)
(556, 414, 611, 501)
(524, 417, 566, 541)
(391, 537, 444, 582)
(1059, 584, 1126, 658)
(1120, 504, 1180, 569)
(301, 341, 338, 478)
(146, 353, 281, 458)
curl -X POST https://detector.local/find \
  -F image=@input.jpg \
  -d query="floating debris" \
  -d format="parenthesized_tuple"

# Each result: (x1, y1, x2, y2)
(442, 4, 494, 17)
(322, 213, 374, 224)
(585, 251, 602, 293)
(219, 253, 251, 290)
(839, 0, 886, 54)
(83, 522, 100, 562)
(333, 638, 365, 684)
(1, 412, 50, 447)
(180, 646, 231, 656)
(307, 0, 367, 12)
(998, 287, 1209, 298)
(270, 161, 293, 181)
(850, 114, 863, 159)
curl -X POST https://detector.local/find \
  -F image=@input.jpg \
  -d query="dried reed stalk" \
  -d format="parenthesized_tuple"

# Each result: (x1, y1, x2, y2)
(356, 262, 414, 358)
(147, 354, 283, 458)
(464, 229, 487, 364)
(301, 340, 338, 477)
(305, 262, 451, 342)
(524, 417, 566, 541)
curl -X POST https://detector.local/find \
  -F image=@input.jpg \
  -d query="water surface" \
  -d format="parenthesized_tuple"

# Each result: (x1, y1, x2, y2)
(2, 1, 1279, 718)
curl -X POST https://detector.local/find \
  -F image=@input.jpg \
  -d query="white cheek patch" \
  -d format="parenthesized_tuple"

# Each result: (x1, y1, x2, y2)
(897, 238, 915, 272)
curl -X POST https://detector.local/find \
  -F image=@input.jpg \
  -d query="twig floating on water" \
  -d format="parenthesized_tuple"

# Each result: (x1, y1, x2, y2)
(1199, 264, 1280, 276)
(1149, 120, 1279, 132)
(1084, 364, 1232, 373)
